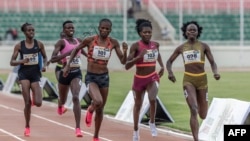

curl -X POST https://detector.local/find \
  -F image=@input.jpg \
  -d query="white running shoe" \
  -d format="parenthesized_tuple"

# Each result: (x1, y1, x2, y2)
(133, 130, 139, 141)
(149, 121, 158, 137)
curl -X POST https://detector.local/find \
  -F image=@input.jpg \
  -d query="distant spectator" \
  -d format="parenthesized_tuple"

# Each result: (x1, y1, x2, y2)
(12, 28, 18, 40)
(4, 28, 18, 44)
(127, 7, 134, 19)
(131, 0, 141, 12)
(135, 0, 141, 11)
(5, 28, 14, 42)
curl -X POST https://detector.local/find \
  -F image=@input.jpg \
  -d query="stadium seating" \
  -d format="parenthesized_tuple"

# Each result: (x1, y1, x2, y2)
(165, 13, 250, 41)
(0, 12, 138, 42)
(2, 0, 249, 42)
(142, 0, 250, 41)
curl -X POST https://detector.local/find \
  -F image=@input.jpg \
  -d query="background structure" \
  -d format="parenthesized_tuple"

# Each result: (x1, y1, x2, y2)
(1, 0, 250, 71)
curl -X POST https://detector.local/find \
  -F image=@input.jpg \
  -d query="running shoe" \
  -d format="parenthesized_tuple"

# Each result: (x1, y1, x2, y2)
(85, 107, 93, 127)
(24, 127, 30, 137)
(133, 130, 139, 141)
(93, 138, 100, 141)
(57, 106, 67, 115)
(75, 128, 83, 137)
(148, 121, 158, 137)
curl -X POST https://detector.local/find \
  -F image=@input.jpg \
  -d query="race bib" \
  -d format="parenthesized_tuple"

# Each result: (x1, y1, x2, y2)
(66, 56, 81, 67)
(23, 53, 39, 65)
(92, 46, 111, 60)
(183, 50, 201, 63)
(143, 49, 158, 62)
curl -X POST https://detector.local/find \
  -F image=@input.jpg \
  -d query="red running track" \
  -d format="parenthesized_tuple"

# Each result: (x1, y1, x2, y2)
(0, 91, 192, 141)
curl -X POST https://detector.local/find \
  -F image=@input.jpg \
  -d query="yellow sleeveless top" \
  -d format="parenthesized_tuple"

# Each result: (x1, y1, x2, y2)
(181, 40, 205, 65)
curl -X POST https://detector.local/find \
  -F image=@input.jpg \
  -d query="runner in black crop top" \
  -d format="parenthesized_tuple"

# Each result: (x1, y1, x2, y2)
(19, 39, 40, 71)
(10, 22, 48, 136)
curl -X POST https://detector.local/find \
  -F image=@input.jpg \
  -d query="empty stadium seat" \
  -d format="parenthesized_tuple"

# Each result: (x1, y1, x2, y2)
(0, 12, 138, 42)
(165, 13, 247, 41)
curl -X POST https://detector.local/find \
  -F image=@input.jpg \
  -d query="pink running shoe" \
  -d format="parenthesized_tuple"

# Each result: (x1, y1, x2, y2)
(85, 107, 93, 127)
(93, 138, 100, 141)
(24, 127, 30, 137)
(57, 106, 67, 115)
(75, 128, 83, 137)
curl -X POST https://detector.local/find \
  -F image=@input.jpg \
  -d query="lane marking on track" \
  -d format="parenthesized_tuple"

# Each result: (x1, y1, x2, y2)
(0, 128, 26, 141)
(0, 104, 113, 141)
(0, 92, 192, 141)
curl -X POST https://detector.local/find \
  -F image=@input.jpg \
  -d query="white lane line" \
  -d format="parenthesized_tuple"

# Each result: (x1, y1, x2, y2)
(0, 104, 112, 141)
(0, 128, 26, 141)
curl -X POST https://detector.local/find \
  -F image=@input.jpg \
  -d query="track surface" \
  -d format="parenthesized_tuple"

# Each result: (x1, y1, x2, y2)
(0, 91, 192, 141)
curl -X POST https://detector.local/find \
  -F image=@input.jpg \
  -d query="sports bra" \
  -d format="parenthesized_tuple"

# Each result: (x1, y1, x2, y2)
(87, 35, 113, 65)
(135, 40, 158, 67)
(181, 40, 205, 65)
(60, 38, 81, 67)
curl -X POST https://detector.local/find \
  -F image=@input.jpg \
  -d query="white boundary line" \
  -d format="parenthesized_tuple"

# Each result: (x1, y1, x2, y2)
(0, 95, 113, 141)
(0, 91, 192, 141)
(0, 128, 26, 141)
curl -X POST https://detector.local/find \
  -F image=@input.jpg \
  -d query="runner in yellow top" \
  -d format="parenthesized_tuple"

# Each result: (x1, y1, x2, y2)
(166, 21, 220, 141)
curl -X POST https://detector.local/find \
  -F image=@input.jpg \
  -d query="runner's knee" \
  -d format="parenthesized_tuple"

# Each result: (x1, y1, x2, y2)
(93, 99, 103, 108)
(199, 111, 207, 119)
(190, 105, 198, 116)
(72, 95, 80, 103)
(35, 102, 42, 107)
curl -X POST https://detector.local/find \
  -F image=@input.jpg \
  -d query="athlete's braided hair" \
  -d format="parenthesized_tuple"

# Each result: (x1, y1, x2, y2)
(135, 18, 152, 36)
(181, 21, 203, 39)
(21, 22, 32, 32)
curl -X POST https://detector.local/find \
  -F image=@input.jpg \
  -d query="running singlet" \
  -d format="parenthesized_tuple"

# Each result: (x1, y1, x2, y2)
(87, 35, 113, 65)
(60, 38, 81, 67)
(181, 40, 205, 65)
(19, 39, 40, 69)
(135, 40, 158, 67)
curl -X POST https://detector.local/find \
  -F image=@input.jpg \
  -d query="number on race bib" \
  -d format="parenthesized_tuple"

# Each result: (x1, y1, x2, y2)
(66, 56, 81, 67)
(183, 50, 201, 63)
(93, 46, 111, 60)
(23, 53, 39, 65)
(143, 49, 158, 62)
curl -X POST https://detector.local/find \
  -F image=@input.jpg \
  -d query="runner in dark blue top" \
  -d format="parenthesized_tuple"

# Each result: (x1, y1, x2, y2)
(10, 22, 48, 137)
